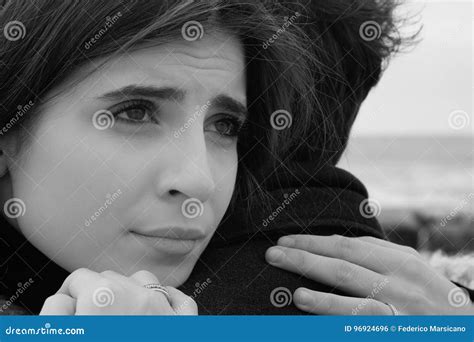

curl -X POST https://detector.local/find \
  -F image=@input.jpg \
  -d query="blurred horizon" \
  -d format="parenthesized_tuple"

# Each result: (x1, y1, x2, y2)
(350, 0, 472, 137)
(339, 134, 473, 252)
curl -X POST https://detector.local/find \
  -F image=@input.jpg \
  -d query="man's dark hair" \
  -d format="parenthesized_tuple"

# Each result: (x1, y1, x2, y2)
(282, 0, 420, 166)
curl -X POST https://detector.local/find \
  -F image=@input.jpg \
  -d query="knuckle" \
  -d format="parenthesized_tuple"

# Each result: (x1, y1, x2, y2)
(403, 246, 419, 256)
(185, 296, 198, 310)
(132, 269, 155, 278)
(100, 270, 118, 278)
(335, 236, 354, 259)
(318, 295, 334, 312)
(335, 260, 354, 284)
(295, 251, 311, 272)
(94, 278, 120, 295)
(43, 294, 61, 306)
(366, 299, 387, 315)
(139, 289, 157, 306)
(72, 267, 91, 279)
(285, 247, 305, 268)
(406, 288, 426, 303)
(403, 255, 424, 276)
(299, 236, 313, 251)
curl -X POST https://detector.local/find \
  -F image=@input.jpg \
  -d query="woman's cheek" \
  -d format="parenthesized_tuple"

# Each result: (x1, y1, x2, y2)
(9, 134, 124, 272)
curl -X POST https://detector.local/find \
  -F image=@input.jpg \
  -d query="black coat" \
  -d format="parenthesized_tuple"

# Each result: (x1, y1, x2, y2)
(178, 161, 387, 314)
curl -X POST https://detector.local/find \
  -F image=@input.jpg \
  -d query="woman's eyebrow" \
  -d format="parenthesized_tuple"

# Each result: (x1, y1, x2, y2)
(98, 84, 247, 118)
(212, 94, 248, 119)
(98, 85, 186, 102)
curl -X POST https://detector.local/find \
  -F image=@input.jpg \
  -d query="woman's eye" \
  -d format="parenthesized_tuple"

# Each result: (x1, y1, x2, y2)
(109, 100, 157, 124)
(207, 116, 244, 137)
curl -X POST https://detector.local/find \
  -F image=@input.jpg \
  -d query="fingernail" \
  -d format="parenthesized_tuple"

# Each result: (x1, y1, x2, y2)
(278, 236, 294, 247)
(295, 289, 311, 304)
(267, 247, 285, 263)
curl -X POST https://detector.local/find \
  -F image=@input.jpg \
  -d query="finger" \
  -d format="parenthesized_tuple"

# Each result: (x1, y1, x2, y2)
(357, 236, 419, 256)
(40, 293, 76, 315)
(129, 270, 162, 286)
(56, 268, 103, 299)
(129, 270, 172, 306)
(277, 234, 413, 274)
(166, 287, 198, 315)
(266, 246, 391, 298)
(293, 288, 394, 315)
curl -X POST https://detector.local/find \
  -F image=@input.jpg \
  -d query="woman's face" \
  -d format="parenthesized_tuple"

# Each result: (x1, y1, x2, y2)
(1, 32, 246, 286)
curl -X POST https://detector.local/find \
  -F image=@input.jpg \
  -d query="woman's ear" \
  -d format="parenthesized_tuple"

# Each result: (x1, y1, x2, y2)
(0, 137, 21, 231)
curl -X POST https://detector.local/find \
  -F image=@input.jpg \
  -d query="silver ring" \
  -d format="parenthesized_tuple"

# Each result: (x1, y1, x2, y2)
(384, 302, 399, 315)
(143, 283, 170, 300)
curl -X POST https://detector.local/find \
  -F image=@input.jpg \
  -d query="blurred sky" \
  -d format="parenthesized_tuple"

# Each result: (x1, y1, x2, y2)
(351, 0, 472, 136)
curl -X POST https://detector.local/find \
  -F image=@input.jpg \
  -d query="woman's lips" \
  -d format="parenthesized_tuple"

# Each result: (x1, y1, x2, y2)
(130, 227, 206, 255)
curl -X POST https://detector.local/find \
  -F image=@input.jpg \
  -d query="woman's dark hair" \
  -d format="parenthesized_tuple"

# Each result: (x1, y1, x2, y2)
(0, 0, 417, 218)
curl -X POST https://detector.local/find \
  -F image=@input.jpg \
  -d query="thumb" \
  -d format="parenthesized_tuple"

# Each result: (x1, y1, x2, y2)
(166, 287, 198, 315)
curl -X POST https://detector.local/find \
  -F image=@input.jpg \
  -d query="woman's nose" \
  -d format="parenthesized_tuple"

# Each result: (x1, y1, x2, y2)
(154, 131, 216, 203)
